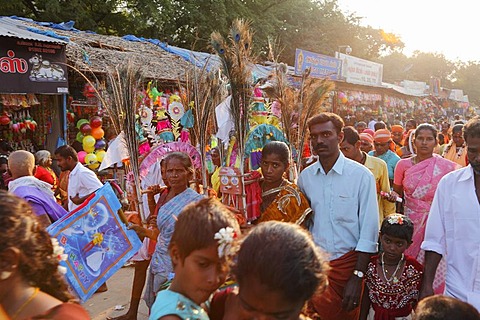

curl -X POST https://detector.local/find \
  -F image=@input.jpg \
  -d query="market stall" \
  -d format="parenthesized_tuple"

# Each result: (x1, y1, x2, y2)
(0, 17, 69, 152)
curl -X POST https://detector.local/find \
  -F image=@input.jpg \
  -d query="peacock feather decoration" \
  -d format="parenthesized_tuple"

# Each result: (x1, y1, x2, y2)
(296, 74, 335, 175)
(261, 46, 335, 178)
(210, 19, 255, 216)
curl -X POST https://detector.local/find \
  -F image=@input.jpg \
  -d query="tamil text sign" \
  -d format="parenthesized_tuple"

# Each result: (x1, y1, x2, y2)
(337, 53, 383, 86)
(295, 48, 341, 80)
(0, 36, 68, 94)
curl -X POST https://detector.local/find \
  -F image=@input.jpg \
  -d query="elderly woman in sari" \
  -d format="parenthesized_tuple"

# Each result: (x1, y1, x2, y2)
(254, 141, 312, 225)
(128, 152, 203, 311)
(393, 123, 459, 294)
(34, 150, 58, 192)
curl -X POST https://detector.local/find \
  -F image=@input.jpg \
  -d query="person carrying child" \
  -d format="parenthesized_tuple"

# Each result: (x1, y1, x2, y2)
(360, 214, 423, 320)
(149, 197, 241, 320)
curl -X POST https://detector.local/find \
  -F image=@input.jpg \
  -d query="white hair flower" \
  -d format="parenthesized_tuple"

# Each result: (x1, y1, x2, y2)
(214, 227, 237, 259)
(51, 238, 68, 274)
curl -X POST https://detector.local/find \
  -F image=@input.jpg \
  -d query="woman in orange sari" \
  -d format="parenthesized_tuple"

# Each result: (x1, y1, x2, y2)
(255, 141, 312, 225)
(393, 123, 458, 294)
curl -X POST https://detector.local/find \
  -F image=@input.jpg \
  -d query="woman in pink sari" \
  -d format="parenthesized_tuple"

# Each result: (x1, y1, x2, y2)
(393, 123, 459, 294)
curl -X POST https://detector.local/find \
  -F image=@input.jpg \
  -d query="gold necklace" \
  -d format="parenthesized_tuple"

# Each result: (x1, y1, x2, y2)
(12, 287, 39, 320)
(381, 253, 404, 284)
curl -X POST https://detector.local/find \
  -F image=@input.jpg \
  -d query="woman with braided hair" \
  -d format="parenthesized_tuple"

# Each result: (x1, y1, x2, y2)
(0, 191, 89, 319)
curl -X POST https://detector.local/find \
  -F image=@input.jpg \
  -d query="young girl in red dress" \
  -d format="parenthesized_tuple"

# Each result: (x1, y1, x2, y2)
(360, 214, 423, 320)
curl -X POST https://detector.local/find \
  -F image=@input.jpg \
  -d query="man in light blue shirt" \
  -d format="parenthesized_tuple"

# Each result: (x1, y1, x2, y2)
(298, 112, 379, 320)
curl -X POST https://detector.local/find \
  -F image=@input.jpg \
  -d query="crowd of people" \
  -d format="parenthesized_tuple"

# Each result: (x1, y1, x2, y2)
(1, 111, 480, 320)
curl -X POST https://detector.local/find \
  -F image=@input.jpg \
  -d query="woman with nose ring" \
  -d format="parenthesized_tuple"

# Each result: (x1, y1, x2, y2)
(254, 141, 312, 226)
(128, 152, 204, 313)
(393, 124, 458, 294)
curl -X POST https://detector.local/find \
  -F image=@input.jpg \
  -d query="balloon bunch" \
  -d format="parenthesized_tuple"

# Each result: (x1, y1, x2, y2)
(75, 116, 107, 170)
(338, 91, 348, 104)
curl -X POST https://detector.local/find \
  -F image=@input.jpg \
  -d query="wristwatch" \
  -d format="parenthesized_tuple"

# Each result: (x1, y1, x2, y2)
(353, 269, 364, 278)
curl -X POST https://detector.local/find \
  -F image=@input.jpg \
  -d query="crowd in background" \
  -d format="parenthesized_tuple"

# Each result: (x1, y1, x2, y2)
(1, 111, 480, 320)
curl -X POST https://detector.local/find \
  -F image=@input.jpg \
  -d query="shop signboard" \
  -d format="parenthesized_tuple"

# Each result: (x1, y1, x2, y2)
(295, 48, 341, 80)
(337, 52, 383, 87)
(0, 36, 68, 94)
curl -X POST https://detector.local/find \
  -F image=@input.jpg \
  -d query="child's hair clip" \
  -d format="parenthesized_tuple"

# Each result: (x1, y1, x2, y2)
(386, 214, 405, 225)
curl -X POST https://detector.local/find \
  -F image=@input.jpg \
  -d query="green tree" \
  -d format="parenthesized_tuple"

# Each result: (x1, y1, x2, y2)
(407, 51, 454, 87)
(1, 0, 404, 65)
(453, 61, 480, 105)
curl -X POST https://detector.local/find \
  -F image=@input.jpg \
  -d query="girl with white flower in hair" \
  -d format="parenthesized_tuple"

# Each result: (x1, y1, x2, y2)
(149, 197, 240, 320)
(360, 214, 423, 320)
(0, 191, 89, 319)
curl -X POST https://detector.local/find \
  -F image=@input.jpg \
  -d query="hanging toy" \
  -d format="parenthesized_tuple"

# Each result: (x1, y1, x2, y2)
(83, 83, 96, 98)
(0, 112, 10, 126)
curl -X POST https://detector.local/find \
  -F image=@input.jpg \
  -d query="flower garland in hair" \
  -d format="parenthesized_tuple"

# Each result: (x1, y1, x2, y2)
(214, 227, 237, 259)
(51, 238, 68, 274)
(387, 214, 404, 225)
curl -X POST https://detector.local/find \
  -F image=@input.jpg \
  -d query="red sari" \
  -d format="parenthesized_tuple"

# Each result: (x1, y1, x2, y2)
(35, 165, 58, 190)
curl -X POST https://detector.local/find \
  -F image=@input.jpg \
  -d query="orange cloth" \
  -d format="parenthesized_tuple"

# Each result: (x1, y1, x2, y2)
(394, 142, 403, 157)
(391, 125, 404, 133)
(256, 182, 312, 225)
(58, 170, 70, 206)
(307, 251, 361, 320)
(373, 129, 391, 143)
(360, 133, 374, 145)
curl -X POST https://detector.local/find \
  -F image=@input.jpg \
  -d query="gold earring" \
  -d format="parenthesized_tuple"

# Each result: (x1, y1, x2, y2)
(0, 271, 12, 280)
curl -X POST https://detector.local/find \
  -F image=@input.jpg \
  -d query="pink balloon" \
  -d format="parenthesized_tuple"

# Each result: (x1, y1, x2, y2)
(78, 151, 87, 164)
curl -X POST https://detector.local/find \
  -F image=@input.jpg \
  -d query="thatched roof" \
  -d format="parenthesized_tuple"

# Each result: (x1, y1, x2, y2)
(19, 19, 193, 82)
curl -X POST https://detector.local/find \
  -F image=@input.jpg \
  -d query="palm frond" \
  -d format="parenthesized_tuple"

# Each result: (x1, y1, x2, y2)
(105, 61, 145, 220)
(187, 61, 223, 193)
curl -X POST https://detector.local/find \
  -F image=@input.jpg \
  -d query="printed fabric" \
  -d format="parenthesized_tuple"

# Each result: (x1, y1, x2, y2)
(365, 255, 423, 320)
(256, 181, 312, 225)
(150, 188, 203, 276)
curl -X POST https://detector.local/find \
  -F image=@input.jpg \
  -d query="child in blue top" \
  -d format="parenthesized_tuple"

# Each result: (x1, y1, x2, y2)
(149, 197, 240, 320)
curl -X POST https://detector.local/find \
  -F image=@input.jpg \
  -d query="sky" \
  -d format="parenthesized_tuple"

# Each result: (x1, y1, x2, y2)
(336, 0, 479, 63)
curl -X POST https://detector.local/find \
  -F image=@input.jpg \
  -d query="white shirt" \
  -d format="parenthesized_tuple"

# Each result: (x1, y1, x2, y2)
(421, 165, 480, 311)
(368, 119, 377, 131)
(68, 162, 103, 211)
(298, 152, 379, 260)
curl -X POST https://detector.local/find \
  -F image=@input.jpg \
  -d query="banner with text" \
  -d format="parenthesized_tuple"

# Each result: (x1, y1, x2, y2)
(337, 53, 383, 86)
(0, 36, 68, 94)
(295, 48, 341, 80)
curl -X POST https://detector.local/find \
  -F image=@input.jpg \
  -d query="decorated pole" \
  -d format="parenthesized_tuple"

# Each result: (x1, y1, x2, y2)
(211, 19, 253, 219)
